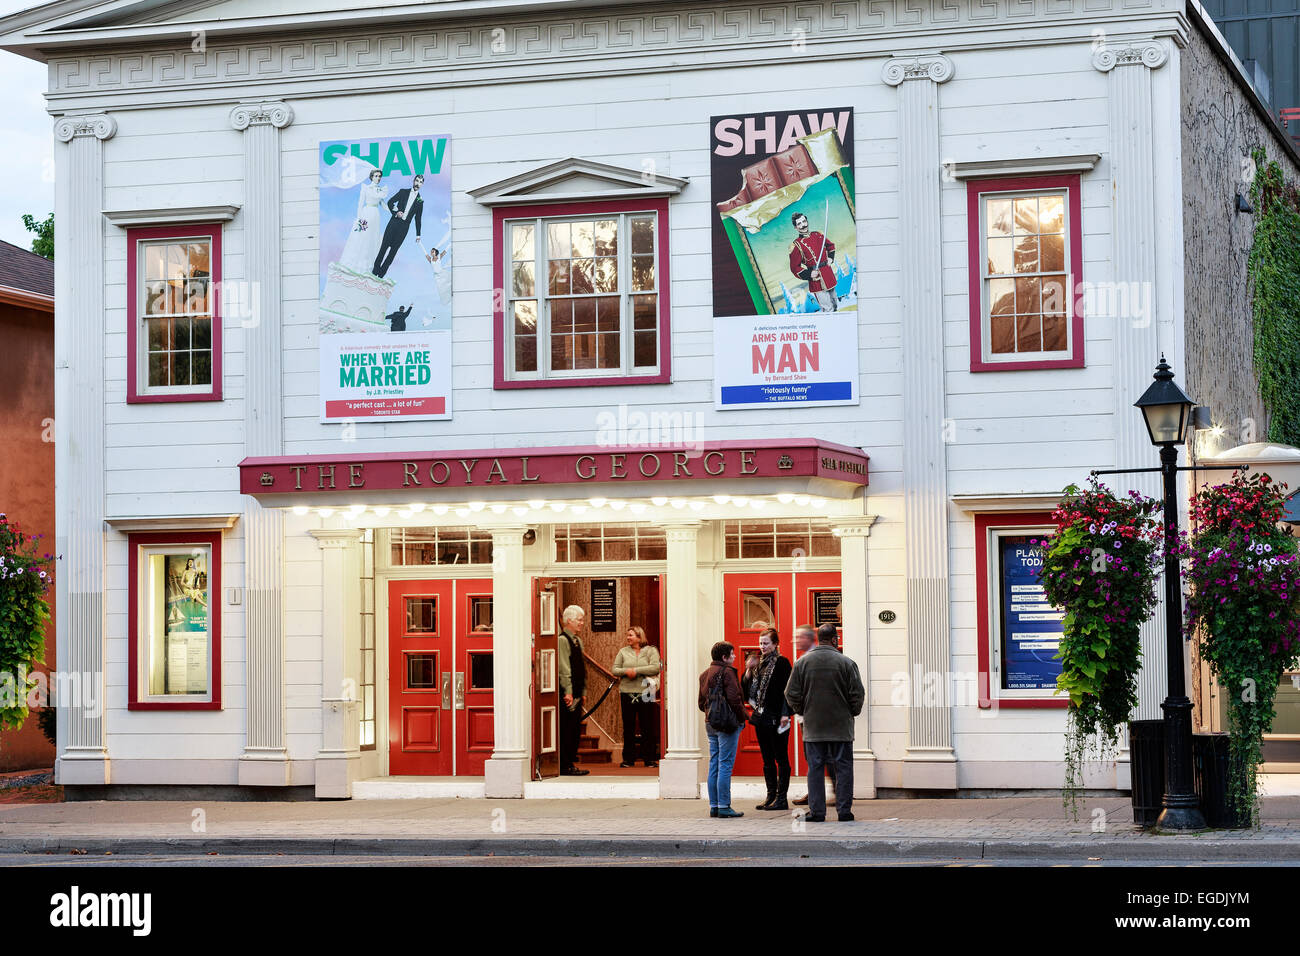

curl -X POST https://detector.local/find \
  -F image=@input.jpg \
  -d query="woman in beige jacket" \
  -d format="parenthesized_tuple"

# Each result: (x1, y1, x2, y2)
(611, 626, 662, 767)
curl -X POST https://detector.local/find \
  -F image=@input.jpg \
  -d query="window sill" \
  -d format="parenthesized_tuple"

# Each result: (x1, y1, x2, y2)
(495, 371, 670, 390)
(970, 355, 1084, 373)
(127, 390, 223, 404)
(979, 697, 1069, 710)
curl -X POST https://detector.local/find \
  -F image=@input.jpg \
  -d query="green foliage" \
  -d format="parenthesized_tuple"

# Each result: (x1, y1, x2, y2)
(1247, 149, 1300, 446)
(1183, 470, 1300, 827)
(0, 513, 53, 736)
(20, 213, 53, 261)
(1037, 480, 1163, 815)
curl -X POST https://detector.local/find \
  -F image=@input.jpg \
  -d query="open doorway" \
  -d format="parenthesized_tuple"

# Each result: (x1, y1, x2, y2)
(532, 574, 665, 778)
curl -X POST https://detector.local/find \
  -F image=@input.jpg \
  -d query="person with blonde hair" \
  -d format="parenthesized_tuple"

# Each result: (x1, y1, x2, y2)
(612, 625, 662, 767)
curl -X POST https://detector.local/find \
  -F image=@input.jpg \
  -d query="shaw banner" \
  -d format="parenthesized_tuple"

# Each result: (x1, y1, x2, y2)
(710, 108, 859, 410)
(317, 134, 453, 422)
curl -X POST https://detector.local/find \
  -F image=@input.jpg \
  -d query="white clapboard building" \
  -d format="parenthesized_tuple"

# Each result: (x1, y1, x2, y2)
(1, 0, 1294, 799)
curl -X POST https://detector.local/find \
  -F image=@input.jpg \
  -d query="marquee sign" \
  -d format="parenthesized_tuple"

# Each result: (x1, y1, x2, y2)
(240, 439, 868, 497)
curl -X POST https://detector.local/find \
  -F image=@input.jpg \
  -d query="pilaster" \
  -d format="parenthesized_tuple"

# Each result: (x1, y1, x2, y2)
(311, 529, 362, 798)
(232, 101, 294, 785)
(53, 113, 115, 786)
(1093, 40, 1171, 720)
(832, 517, 876, 798)
(485, 527, 529, 797)
(884, 54, 959, 789)
(659, 522, 702, 798)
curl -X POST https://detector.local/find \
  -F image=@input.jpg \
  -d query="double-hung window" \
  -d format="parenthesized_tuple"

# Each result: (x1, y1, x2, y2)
(495, 199, 671, 387)
(967, 175, 1084, 371)
(127, 223, 223, 402)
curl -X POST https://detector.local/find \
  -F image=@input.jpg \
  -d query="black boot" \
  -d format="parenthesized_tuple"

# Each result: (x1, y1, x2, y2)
(756, 766, 777, 810)
(768, 766, 791, 811)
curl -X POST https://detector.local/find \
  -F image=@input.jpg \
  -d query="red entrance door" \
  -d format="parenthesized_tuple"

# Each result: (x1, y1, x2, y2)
(723, 571, 843, 777)
(531, 578, 560, 779)
(456, 578, 495, 776)
(388, 578, 495, 776)
(389, 579, 454, 775)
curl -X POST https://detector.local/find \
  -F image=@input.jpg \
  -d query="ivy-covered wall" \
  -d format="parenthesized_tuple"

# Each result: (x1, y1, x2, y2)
(1181, 21, 1300, 452)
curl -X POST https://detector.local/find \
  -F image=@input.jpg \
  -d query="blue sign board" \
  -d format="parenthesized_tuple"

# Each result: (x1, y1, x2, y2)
(998, 536, 1064, 691)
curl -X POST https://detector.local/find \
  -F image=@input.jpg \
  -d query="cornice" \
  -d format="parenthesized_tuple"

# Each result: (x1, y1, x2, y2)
(33, 0, 1189, 105)
(102, 203, 240, 225)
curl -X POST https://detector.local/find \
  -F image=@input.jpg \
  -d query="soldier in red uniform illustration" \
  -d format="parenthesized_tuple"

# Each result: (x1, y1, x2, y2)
(788, 211, 838, 312)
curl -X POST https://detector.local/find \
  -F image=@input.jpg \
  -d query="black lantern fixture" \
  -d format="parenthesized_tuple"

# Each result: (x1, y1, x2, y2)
(1133, 356, 1196, 446)
(1137, 357, 1206, 830)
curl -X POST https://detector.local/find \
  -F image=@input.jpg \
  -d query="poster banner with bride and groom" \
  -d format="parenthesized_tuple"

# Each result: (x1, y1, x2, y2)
(317, 134, 453, 422)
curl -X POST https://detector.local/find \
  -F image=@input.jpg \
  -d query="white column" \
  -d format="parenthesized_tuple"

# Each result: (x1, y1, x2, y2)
(884, 54, 959, 789)
(52, 113, 116, 786)
(659, 522, 702, 798)
(833, 517, 877, 798)
(485, 527, 529, 797)
(1093, 41, 1170, 721)
(311, 529, 361, 798)
(231, 102, 295, 785)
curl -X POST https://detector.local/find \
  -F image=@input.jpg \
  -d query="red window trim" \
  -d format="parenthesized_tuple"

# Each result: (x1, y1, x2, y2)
(492, 197, 672, 389)
(966, 174, 1084, 372)
(126, 223, 224, 403)
(974, 512, 1067, 709)
(127, 530, 223, 711)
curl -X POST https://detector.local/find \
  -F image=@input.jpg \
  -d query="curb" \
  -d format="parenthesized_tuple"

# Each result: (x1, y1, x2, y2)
(2, 835, 1297, 860)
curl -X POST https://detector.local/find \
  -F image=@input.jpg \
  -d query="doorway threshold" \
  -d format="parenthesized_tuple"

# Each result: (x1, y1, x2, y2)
(353, 777, 486, 799)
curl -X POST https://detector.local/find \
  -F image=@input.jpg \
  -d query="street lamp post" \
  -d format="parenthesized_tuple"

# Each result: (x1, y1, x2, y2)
(1133, 357, 1206, 831)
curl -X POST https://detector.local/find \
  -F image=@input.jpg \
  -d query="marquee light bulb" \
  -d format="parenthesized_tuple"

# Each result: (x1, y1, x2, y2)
(469, 501, 486, 512)
(291, 506, 308, 515)
(549, 502, 567, 512)
(777, 493, 795, 504)
(610, 500, 627, 511)
(454, 508, 470, 517)
(712, 494, 731, 505)
(669, 498, 686, 509)
(589, 497, 607, 508)
(794, 495, 810, 506)
(432, 504, 449, 516)
(651, 496, 669, 506)
(317, 508, 334, 518)
(349, 504, 366, 515)
(732, 496, 749, 507)
(511, 506, 529, 517)
(528, 499, 546, 510)
(409, 503, 426, 513)
(373, 506, 390, 517)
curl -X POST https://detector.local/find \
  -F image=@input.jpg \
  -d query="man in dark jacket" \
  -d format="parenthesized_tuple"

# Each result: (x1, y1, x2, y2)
(742, 627, 792, 810)
(785, 622, 865, 822)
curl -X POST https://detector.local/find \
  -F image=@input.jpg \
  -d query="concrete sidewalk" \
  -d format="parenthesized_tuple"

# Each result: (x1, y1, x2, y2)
(3, 785, 1300, 860)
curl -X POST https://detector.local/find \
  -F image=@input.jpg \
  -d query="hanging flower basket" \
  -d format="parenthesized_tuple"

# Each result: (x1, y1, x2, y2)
(1037, 480, 1163, 816)
(1182, 470, 1300, 827)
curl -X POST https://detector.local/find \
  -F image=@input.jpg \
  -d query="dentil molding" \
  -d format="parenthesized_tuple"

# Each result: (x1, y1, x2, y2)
(882, 53, 955, 86)
(53, 113, 116, 142)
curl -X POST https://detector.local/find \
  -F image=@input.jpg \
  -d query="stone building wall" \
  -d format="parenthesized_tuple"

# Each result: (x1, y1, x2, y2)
(1181, 17, 1300, 456)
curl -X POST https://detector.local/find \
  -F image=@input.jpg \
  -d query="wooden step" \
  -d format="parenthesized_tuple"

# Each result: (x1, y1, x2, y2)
(579, 734, 600, 748)
(577, 748, 613, 763)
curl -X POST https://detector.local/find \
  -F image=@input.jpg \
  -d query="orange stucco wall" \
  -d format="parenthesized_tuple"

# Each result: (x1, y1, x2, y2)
(0, 302, 55, 771)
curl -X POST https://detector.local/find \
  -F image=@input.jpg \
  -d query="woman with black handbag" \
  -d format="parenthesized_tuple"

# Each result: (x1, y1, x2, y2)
(697, 642, 747, 818)
(741, 627, 793, 810)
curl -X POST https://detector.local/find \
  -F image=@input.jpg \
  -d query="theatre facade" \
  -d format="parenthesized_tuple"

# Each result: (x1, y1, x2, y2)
(2, 0, 1293, 798)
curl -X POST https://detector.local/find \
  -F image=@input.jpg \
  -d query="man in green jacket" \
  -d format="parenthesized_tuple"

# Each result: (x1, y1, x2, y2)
(784, 622, 864, 822)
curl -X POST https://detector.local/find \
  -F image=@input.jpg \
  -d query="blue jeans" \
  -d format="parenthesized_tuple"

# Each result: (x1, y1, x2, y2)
(706, 724, 742, 809)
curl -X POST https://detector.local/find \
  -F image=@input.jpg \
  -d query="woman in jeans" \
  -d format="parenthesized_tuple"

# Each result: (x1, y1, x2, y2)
(697, 641, 748, 818)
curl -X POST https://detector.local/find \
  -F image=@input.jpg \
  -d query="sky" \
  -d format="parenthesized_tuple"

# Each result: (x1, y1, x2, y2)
(0, 0, 54, 252)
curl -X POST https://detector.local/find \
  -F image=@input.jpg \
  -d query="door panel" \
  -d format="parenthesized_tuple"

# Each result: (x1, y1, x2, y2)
(388, 579, 454, 775)
(532, 578, 560, 779)
(723, 572, 794, 777)
(456, 578, 494, 776)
